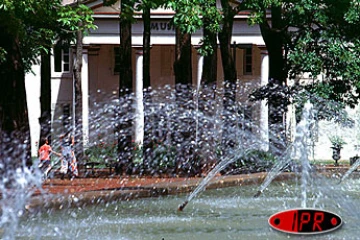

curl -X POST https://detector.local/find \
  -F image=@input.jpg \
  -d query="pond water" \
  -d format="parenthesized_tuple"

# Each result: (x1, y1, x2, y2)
(12, 178, 360, 240)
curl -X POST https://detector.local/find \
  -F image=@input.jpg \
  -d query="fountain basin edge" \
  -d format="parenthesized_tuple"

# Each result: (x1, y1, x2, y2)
(24, 172, 297, 213)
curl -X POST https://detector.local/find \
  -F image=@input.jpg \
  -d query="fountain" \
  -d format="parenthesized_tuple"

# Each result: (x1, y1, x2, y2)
(1, 84, 360, 239)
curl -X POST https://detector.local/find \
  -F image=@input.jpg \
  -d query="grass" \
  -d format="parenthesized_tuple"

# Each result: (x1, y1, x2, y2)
(309, 159, 349, 165)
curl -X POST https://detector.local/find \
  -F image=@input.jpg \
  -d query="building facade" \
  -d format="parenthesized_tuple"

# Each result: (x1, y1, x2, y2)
(25, 0, 358, 162)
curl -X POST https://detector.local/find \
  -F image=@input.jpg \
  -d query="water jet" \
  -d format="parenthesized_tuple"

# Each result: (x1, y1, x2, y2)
(1, 85, 359, 239)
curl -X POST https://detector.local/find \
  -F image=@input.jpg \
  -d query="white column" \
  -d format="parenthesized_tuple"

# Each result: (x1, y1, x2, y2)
(134, 48, 144, 144)
(195, 51, 204, 146)
(260, 48, 269, 151)
(196, 53, 204, 91)
(82, 49, 89, 147)
(25, 63, 41, 156)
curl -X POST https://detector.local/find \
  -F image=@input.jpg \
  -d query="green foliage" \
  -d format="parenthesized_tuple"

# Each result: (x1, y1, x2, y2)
(134, 0, 167, 11)
(0, 48, 6, 63)
(150, 141, 176, 171)
(0, 0, 96, 72)
(288, 1, 360, 107)
(329, 135, 347, 149)
(222, 149, 277, 175)
(166, 0, 203, 34)
(280, 87, 355, 127)
(197, 1, 221, 56)
(345, 0, 360, 23)
(85, 139, 177, 173)
(103, 0, 118, 6)
(132, 142, 143, 165)
(165, 0, 222, 56)
(84, 141, 117, 163)
(247, 0, 360, 119)
(58, 4, 97, 34)
(122, 1, 136, 22)
(197, 35, 216, 56)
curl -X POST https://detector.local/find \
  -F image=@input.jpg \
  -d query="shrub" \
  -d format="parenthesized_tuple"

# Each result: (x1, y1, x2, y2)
(221, 149, 277, 175)
(84, 141, 117, 165)
(150, 141, 176, 174)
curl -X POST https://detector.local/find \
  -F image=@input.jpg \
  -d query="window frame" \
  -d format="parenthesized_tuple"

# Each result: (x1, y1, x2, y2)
(114, 46, 120, 75)
(243, 46, 253, 75)
(52, 41, 71, 76)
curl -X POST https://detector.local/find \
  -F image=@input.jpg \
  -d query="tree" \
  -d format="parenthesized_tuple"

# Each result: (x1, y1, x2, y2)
(246, 2, 288, 148)
(103, 0, 134, 88)
(70, 2, 96, 162)
(74, 4, 84, 161)
(39, 45, 52, 145)
(169, 1, 199, 85)
(103, 0, 136, 174)
(288, 0, 360, 125)
(0, 14, 30, 170)
(0, 1, 64, 172)
(199, 0, 220, 85)
(135, 0, 167, 174)
(290, 0, 360, 107)
(140, 1, 152, 174)
(245, 0, 360, 148)
(0, 0, 95, 176)
(218, 0, 244, 83)
(165, 0, 200, 175)
(51, 2, 96, 162)
(119, 1, 135, 89)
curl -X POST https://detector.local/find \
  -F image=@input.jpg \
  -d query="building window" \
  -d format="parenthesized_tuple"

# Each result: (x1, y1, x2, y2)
(54, 41, 70, 73)
(114, 47, 120, 74)
(243, 47, 252, 75)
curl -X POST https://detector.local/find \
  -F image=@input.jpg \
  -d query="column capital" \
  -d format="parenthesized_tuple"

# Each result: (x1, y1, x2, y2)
(71, 46, 89, 55)
(133, 46, 143, 54)
(134, 45, 153, 55)
(258, 45, 268, 55)
(88, 45, 101, 56)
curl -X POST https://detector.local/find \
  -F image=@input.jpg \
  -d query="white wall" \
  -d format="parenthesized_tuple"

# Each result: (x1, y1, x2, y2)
(312, 106, 360, 161)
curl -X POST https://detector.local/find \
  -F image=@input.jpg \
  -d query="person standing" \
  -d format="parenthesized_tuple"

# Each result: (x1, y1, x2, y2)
(59, 133, 78, 180)
(38, 137, 61, 179)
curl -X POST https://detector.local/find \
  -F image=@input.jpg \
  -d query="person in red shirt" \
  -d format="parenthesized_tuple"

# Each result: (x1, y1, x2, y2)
(38, 137, 60, 179)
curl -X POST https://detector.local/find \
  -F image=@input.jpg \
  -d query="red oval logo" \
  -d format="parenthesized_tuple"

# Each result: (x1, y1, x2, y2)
(269, 208, 342, 235)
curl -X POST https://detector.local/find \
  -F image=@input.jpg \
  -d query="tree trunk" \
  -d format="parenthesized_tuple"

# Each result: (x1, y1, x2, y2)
(0, 21, 32, 176)
(174, 28, 192, 85)
(73, 20, 84, 162)
(142, 6, 152, 175)
(119, 14, 133, 90)
(200, 15, 218, 174)
(116, 1, 134, 175)
(259, 5, 287, 149)
(218, 0, 239, 160)
(218, 0, 237, 83)
(173, 28, 199, 176)
(202, 18, 218, 85)
(143, 6, 151, 89)
(39, 48, 52, 145)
